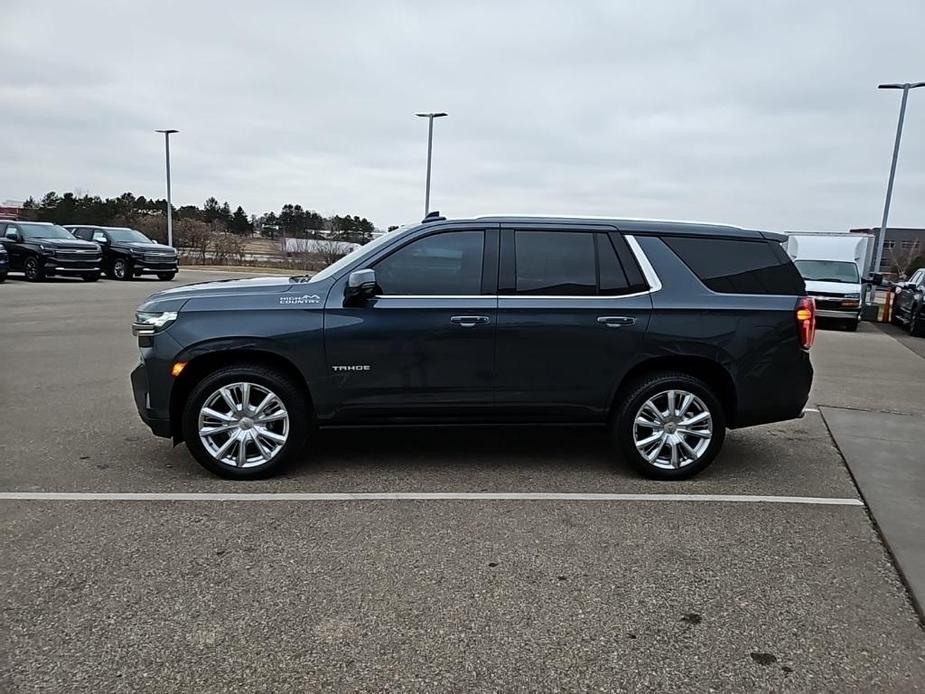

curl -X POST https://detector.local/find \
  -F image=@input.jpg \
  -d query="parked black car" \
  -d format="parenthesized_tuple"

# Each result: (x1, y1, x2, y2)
(0, 243, 8, 282)
(891, 267, 925, 337)
(0, 221, 102, 282)
(65, 225, 178, 281)
(130, 214, 814, 481)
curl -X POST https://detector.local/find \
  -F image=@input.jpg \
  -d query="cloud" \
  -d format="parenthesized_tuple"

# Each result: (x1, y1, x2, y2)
(1, 0, 923, 230)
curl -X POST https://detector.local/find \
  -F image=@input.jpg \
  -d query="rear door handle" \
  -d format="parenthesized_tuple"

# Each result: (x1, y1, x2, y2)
(597, 316, 636, 327)
(450, 315, 490, 327)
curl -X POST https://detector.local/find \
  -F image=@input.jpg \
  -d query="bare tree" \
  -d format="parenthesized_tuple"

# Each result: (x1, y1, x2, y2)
(310, 239, 353, 267)
(889, 239, 922, 279)
(175, 219, 212, 264)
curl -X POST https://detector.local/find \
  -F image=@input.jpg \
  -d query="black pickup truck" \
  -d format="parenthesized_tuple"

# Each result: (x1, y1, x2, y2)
(0, 221, 102, 282)
(65, 225, 178, 281)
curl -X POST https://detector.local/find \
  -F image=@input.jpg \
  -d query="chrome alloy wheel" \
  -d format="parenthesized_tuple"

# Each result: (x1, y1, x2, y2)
(198, 382, 289, 468)
(633, 389, 713, 470)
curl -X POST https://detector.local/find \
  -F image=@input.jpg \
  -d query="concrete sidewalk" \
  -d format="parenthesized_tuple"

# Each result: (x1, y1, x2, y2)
(814, 323, 925, 619)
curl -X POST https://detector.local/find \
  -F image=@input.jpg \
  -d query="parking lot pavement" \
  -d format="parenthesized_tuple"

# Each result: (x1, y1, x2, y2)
(2, 272, 925, 691)
(874, 321, 925, 360)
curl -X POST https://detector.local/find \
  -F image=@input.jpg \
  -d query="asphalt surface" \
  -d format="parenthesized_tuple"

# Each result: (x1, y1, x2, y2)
(1, 270, 924, 692)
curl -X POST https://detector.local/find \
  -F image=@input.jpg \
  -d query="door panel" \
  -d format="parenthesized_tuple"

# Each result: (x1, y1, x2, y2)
(494, 227, 651, 421)
(322, 227, 499, 421)
(324, 296, 497, 419)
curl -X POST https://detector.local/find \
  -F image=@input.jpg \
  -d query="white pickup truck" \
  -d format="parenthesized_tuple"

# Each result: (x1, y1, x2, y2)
(785, 233, 873, 331)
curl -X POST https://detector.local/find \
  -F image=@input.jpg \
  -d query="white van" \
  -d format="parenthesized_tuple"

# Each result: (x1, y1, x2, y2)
(786, 233, 873, 331)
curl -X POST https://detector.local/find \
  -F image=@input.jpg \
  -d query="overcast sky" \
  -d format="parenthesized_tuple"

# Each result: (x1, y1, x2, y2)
(2, 1, 923, 231)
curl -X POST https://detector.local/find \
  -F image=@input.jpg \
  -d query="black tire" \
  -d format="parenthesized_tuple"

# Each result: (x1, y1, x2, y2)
(181, 363, 310, 479)
(0, 273, 6, 283)
(24, 256, 45, 282)
(113, 257, 133, 281)
(843, 319, 859, 332)
(82, 272, 101, 282)
(910, 307, 925, 338)
(157, 272, 176, 281)
(611, 371, 726, 480)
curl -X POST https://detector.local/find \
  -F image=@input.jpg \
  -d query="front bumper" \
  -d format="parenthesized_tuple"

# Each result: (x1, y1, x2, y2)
(816, 308, 861, 320)
(43, 257, 101, 273)
(133, 257, 179, 274)
(131, 361, 172, 438)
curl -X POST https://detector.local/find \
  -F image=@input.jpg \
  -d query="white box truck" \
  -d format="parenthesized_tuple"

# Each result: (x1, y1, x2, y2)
(785, 232, 874, 331)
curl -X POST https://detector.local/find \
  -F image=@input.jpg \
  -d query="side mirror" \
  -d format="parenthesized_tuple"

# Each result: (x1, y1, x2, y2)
(4, 230, 20, 242)
(345, 269, 378, 303)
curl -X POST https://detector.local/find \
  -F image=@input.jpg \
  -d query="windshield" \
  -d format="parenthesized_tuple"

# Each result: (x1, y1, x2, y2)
(106, 228, 154, 244)
(18, 223, 75, 240)
(794, 260, 860, 284)
(307, 229, 406, 282)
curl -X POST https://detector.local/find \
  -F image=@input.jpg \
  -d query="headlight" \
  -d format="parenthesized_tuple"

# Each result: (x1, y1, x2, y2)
(132, 311, 178, 336)
(39, 245, 56, 256)
(129, 248, 141, 256)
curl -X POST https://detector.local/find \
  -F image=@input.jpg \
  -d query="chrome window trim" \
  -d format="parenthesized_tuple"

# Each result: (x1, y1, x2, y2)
(624, 234, 662, 293)
(372, 233, 662, 300)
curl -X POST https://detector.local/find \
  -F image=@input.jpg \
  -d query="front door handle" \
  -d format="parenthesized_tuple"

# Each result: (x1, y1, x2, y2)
(450, 315, 490, 328)
(597, 316, 636, 328)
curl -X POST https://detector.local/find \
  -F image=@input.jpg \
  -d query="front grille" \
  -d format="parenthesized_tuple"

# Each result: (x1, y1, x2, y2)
(58, 250, 102, 262)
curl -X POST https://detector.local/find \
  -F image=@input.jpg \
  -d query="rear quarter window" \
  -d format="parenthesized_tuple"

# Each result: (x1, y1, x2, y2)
(663, 236, 805, 295)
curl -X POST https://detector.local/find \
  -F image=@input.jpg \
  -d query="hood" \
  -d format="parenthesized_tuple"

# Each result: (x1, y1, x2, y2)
(35, 237, 100, 251)
(138, 276, 303, 311)
(804, 279, 861, 296)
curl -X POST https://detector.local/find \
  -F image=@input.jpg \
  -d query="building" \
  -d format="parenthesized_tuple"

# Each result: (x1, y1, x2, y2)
(851, 227, 925, 278)
(0, 200, 24, 220)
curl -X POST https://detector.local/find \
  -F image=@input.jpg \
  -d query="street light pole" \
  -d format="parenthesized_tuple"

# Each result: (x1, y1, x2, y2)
(415, 112, 447, 216)
(872, 83, 924, 276)
(155, 129, 179, 247)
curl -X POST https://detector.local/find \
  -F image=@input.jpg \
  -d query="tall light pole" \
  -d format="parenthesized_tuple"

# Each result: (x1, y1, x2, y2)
(155, 129, 179, 247)
(415, 112, 447, 216)
(872, 83, 924, 276)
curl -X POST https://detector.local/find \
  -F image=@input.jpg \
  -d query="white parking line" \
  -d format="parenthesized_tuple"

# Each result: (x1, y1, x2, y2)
(0, 492, 864, 505)
(804, 408, 821, 413)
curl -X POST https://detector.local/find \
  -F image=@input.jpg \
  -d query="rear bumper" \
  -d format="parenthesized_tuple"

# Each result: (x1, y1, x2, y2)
(732, 350, 814, 429)
(817, 308, 860, 320)
(131, 362, 172, 438)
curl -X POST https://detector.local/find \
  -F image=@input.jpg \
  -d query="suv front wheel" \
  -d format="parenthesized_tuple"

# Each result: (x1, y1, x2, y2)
(24, 256, 45, 282)
(612, 371, 726, 480)
(181, 363, 310, 479)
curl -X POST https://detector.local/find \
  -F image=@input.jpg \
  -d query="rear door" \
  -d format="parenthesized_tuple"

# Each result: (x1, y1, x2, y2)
(323, 226, 499, 420)
(494, 224, 652, 421)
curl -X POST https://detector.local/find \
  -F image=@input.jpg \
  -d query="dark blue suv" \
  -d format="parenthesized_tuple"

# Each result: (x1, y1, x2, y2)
(131, 215, 815, 480)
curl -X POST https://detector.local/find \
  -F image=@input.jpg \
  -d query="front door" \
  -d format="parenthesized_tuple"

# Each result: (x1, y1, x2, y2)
(1, 224, 24, 271)
(494, 225, 652, 421)
(323, 227, 499, 421)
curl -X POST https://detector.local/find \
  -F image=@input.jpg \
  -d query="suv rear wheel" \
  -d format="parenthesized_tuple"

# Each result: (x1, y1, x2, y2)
(612, 371, 726, 480)
(181, 364, 310, 479)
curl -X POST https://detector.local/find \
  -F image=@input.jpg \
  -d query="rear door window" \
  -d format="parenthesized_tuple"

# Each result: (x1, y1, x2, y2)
(663, 236, 805, 295)
(514, 231, 596, 295)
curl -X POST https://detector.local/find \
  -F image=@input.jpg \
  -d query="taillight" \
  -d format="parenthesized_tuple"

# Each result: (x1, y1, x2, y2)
(796, 296, 816, 349)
